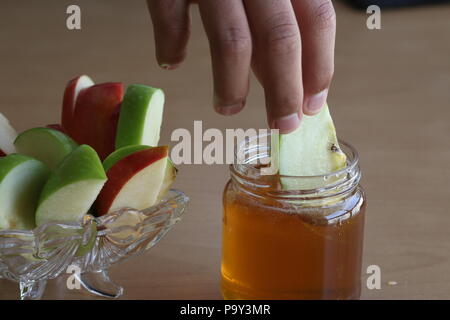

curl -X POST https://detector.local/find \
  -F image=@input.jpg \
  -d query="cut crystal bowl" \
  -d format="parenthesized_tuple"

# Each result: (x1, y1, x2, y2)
(0, 189, 189, 300)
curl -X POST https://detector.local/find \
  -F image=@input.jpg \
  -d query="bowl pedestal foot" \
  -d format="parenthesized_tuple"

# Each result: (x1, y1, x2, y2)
(20, 279, 47, 300)
(76, 270, 124, 299)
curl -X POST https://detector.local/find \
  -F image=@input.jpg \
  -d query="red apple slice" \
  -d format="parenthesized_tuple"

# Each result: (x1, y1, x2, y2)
(103, 145, 177, 200)
(61, 75, 94, 133)
(71, 82, 124, 160)
(0, 113, 18, 156)
(95, 146, 169, 216)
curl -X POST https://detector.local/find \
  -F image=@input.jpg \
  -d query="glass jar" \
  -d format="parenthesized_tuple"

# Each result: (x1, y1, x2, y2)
(221, 137, 366, 300)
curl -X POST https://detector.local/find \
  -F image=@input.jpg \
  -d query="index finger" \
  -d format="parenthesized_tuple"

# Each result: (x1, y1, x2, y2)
(244, 0, 303, 134)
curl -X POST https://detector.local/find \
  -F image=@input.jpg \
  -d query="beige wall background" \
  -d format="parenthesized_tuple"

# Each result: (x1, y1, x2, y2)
(0, 0, 449, 299)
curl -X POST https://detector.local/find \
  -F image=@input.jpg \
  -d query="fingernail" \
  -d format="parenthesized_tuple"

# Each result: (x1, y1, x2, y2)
(304, 89, 328, 114)
(271, 113, 300, 134)
(215, 101, 245, 116)
(160, 63, 180, 70)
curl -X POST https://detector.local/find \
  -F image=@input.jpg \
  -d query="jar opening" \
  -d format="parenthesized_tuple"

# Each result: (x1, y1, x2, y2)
(230, 135, 361, 201)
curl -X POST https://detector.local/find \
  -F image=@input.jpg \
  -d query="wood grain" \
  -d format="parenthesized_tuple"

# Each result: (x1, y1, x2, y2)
(0, 0, 449, 299)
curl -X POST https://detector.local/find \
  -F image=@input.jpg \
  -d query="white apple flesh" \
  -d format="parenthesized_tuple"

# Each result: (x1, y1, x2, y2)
(157, 159, 177, 201)
(0, 113, 18, 156)
(61, 75, 94, 133)
(107, 158, 167, 212)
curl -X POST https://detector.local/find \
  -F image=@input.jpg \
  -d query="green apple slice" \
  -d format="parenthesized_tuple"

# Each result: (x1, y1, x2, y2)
(275, 104, 347, 190)
(35, 145, 107, 226)
(14, 127, 78, 170)
(115, 84, 165, 149)
(0, 155, 50, 230)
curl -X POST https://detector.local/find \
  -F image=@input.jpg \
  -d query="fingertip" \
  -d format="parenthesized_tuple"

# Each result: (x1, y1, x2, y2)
(157, 52, 186, 70)
(270, 113, 300, 134)
(159, 62, 182, 70)
(214, 100, 246, 116)
(303, 89, 328, 115)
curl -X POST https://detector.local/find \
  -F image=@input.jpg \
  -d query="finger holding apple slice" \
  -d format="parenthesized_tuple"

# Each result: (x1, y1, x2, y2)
(14, 127, 78, 170)
(272, 104, 347, 190)
(0, 113, 18, 157)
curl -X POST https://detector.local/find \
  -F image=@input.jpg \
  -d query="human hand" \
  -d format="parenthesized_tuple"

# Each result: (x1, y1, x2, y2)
(147, 0, 336, 133)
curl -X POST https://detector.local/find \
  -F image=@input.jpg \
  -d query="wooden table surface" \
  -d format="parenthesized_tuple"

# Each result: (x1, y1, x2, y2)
(0, 0, 449, 300)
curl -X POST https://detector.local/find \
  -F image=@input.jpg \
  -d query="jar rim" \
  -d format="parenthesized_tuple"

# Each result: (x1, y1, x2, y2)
(230, 137, 361, 198)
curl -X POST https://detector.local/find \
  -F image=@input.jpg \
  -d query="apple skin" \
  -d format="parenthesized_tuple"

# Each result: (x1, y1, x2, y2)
(95, 146, 169, 216)
(70, 82, 124, 160)
(103, 145, 152, 172)
(0, 150, 5, 157)
(61, 75, 94, 133)
(14, 127, 78, 170)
